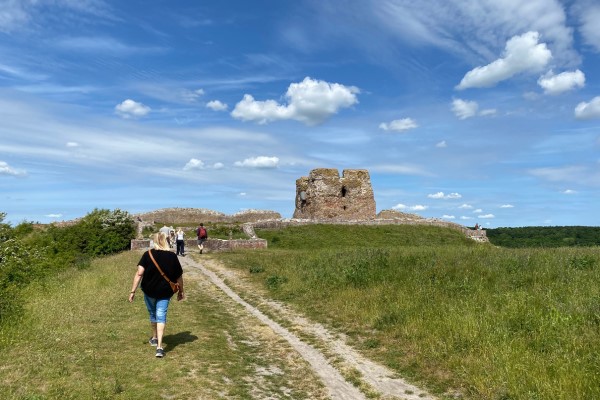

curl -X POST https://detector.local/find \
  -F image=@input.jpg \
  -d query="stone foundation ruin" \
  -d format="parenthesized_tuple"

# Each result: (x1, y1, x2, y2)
(293, 168, 376, 220)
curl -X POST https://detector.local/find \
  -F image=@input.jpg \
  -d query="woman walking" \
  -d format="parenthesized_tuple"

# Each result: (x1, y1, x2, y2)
(129, 231, 184, 358)
(175, 227, 185, 256)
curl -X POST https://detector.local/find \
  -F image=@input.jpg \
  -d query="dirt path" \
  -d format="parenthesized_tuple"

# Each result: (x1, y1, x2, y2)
(180, 255, 436, 400)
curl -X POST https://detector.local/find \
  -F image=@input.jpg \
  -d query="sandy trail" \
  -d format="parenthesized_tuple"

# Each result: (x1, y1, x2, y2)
(180, 255, 436, 400)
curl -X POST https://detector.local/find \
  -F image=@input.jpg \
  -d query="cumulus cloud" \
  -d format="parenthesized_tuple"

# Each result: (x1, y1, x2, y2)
(452, 99, 478, 119)
(212, 162, 224, 170)
(392, 204, 428, 211)
(538, 70, 585, 95)
(234, 156, 279, 169)
(460, 216, 473, 220)
(428, 191, 462, 199)
(442, 215, 455, 219)
(183, 158, 205, 171)
(0, 161, 26, 177)
(231, 77, 359, 125)
(478, 214, 495, 219)
(379, 118, 418, 132)
(436, 140, 447, 148)
(575, 96, 600, 120)
(459, 204, 473, 209)
(66, 142, 79, 147)
(473, 209, 483, 213)
(563, 189, 577, 194)
(115, 99, 151, 118)
(500, 204, 514, 208)
(457, 31, 552, 89)
(206, 100, 228, 111)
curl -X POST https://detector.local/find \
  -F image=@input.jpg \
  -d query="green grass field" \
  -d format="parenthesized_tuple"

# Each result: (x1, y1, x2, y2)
(219, 225, 600, 399)
(1, 224, 599, 399)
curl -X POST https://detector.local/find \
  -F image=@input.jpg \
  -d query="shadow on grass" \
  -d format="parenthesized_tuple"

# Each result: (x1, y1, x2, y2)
(163, 331, 198, 352)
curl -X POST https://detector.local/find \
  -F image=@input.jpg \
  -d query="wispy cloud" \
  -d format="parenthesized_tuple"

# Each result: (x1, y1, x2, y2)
(428, 191, 462, 199)
(500, 204, 514, 208)
(379, 118, 418, 132)
(0, 161, 27, 177)
(575, 96, 600, 120)
(206, 100, 228, 111)
(393, 204, 428, 211)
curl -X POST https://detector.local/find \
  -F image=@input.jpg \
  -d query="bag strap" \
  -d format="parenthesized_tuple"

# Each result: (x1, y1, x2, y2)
(148, 249, 176, 286)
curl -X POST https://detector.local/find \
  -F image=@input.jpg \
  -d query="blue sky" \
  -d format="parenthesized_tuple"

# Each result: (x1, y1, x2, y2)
(1, 0, 599, 227)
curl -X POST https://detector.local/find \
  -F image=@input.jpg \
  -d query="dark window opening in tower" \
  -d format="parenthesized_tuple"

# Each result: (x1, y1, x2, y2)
(341, 186, 347, 197)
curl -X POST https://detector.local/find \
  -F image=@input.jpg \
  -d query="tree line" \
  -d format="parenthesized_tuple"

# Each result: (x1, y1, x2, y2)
(485, 226, 600, 248)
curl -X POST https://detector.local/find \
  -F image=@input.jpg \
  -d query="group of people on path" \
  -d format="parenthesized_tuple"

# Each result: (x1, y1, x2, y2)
(128, 223, 208, 358)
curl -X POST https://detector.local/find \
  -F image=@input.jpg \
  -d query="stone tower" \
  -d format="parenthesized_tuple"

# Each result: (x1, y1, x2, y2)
(293, 168, 376, 220)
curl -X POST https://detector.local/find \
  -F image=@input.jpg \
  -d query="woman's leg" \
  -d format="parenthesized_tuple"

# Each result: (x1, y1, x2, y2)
(155, 298, 171, 350)
(144, 295, 159, 342)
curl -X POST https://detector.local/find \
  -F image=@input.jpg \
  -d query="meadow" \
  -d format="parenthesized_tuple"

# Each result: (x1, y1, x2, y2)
(219, 225, 600, 399)
(1, 221, 599, 399)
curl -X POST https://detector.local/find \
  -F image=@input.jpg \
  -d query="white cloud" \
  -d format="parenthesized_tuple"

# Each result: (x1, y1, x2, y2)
(181, 89, 204, 102)
(575, 2, 600, 52)
(460, 216, 473, 220)
(563, 189, 577, 194)
(452, 99, 478, 120)
(575, 96, 600, 120)
(442, 215, 455, 219)
(500, 204, 514, 208)
(473, 209, 483, 213)
(379, 118, 418, 132)
(459, 204, 473, 209)
(0, 161, 26, 177)
(206, 100, 228, 111)
(436, 140, 447, 148)
(234, 156, 279, 169)
(428, 191, 462, 199)
(212, 162, 224, 170)
(457, 31, 552, 89)
(183, 158, 205, 171)
(45, 213, 63, 218)
(231, 77, 359, 125)
(479, 109, 497, 117)
(478, 214, 495, 219)
(115, 99, 151, 118)
(239, 192, 247, 196)
(66, 142, 79, 147)
(392, 204, 428, 211)
(538, 70, 585, 95)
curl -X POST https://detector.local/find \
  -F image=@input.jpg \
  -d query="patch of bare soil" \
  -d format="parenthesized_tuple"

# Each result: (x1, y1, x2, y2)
(181, 256, 437, 400)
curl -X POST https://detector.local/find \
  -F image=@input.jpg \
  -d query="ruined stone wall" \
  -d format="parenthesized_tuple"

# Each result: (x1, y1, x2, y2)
(130, 238, 268, 252)
(293, 168, 376, 220)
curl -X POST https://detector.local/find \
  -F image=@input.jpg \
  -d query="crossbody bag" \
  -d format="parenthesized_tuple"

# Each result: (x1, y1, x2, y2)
(148, 249, 180, 293)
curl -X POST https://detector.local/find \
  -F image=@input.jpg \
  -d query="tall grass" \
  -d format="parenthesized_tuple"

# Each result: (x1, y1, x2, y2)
(221, 225, 600, 399)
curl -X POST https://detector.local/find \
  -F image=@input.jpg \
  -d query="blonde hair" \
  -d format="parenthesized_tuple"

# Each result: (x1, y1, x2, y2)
(153, 232, 170, 251)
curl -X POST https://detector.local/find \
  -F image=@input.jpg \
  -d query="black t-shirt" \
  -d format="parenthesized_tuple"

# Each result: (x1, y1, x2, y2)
(138, 249, 183, 299)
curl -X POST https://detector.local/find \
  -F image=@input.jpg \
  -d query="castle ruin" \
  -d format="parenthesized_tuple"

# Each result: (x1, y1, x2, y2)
(293, 168, 376, 220)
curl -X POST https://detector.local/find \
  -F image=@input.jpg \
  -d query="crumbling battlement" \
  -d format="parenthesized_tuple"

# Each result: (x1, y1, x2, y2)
(293, 168, 376, 220)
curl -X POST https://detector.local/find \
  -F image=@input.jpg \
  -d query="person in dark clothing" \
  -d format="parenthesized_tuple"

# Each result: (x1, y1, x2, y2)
(196, 223, 208, 254)
(129, 231, 184, 358)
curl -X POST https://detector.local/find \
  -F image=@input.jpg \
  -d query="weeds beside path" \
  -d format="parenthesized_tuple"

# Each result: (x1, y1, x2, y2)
(182, 254, 435, 400)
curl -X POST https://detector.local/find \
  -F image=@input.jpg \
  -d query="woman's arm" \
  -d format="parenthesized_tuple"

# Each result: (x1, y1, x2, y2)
(128, 265, 145, 302)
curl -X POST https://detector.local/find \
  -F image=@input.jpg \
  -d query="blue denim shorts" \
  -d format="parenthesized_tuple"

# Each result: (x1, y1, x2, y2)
(143, 294, 171, 324)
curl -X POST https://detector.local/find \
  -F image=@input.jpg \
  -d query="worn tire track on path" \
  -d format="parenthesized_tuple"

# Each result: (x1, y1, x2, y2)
(180, 255, 436, 400)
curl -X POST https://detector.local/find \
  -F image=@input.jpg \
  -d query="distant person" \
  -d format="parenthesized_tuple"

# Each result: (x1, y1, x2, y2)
(175, 227, 185, 256)
(128, 231, 184, 358)
(159, 225, 172, 247)
(474, 223, 479, 230)
(196, 223, 208, 254)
